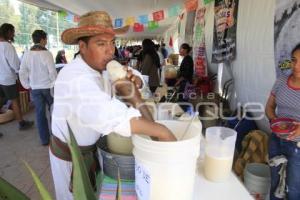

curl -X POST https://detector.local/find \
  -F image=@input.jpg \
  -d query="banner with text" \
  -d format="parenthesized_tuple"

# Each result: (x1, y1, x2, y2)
(212, 0, 239, 63)
(274, 0, 300, 77)
(193, 7, 208, 78)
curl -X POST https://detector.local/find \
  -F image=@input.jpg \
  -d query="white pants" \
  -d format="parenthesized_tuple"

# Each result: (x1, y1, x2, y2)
(49, 149, 73, 200)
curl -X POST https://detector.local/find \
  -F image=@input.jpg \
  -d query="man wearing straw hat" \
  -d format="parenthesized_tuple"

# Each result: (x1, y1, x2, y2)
(50, 11, 176, 199)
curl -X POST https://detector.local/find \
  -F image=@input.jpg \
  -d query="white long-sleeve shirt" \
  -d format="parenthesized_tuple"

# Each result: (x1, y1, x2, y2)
(0, 41, 20, 85)
(51, 56, 142, 145)
(50, 56, 143, 200)
(19, 50, 57, 89)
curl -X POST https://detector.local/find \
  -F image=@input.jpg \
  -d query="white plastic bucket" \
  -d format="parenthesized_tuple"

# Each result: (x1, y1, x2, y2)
(156, 103, 184, 120)
(132, 120, 201, 200)
(244, 163, 271, 200)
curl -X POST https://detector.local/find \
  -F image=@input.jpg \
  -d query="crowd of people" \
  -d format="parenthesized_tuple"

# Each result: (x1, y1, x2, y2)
(2, 7, 300, 200)
(0, 11, 178, 200)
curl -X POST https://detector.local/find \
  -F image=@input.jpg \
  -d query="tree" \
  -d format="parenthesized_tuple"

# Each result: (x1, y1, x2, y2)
(16, 3, 39, 48)
(0, 0, 16, 25)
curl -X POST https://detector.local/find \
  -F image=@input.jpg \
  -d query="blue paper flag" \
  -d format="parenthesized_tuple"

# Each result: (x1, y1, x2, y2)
(66, 13, 74, 21)
(138, 15, 149, 25)
(115, 18, 123, 28)
(168, 4, 181, 17)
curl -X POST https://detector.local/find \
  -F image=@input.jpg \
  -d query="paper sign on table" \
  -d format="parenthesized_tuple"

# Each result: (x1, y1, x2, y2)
(135, 161, 151, 200)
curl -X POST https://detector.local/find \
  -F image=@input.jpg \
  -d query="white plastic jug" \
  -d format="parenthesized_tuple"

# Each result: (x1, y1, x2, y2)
(204, 126, 237, 182)
(132, 120, 201, 200)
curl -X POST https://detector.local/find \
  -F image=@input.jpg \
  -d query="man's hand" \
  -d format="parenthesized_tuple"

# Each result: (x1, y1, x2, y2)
(158, 126, 177, 141)
(114, 80, 141, 101)
(124, 67, 143, 89)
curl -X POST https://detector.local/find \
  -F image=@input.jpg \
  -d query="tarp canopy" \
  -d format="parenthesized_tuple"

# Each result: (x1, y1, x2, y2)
(18, 0, 287, 134)
(19, 0, 184, 39)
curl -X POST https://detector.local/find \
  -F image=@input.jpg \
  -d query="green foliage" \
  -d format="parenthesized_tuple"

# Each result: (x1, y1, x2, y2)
(0, 176, 30, 200)
(0, 0, 76, 50)
(117, 169, 122, 200)
(67, 123, 97, 200)
(0, 0, 16, 25)
(16, 3, 40, 46)
(23, 161, 53, 200)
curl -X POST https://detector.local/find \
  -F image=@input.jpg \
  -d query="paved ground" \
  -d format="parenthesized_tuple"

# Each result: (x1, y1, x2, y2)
(0, 110, 55, 200)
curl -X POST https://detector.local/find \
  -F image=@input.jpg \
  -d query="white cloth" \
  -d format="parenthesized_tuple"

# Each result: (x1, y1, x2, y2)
(0, 41, 20, 85)
(50, 56, 141, 200)
(269, 155, 288, 199)
(157, 50, 164, 66)
(19, 50, 57, 89)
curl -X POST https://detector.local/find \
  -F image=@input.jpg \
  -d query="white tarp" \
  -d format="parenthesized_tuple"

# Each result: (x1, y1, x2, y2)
(204, 0, 276, 132)
(22, 0, 278, 132)
(23, 0, 183, 39)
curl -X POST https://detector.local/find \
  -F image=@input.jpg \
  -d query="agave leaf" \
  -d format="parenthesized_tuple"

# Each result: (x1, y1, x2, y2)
(0, 176, 30, 200)
(96, 170, 104, 196)
(117, 168, 122, 200)
(23, 161, 53, 200)
(67, 123, 97, 200)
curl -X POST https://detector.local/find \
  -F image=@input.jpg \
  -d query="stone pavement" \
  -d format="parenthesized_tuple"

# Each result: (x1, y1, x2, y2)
(0, 111, 55, 200)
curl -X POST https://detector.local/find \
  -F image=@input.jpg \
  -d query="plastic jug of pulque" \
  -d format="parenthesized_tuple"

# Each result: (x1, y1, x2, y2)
(204, 126, 237, 182)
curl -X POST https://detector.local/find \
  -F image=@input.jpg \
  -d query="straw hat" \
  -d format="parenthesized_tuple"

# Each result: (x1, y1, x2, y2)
(61, 11, 129, 45)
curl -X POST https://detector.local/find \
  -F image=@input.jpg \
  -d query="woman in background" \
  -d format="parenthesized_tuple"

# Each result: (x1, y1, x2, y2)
(265, 43, 300, 200)
(55, 50, 67, 64)
(140, 39, 160, 93)
(55, 50, 67, 73)
(175, 43, 194, 111)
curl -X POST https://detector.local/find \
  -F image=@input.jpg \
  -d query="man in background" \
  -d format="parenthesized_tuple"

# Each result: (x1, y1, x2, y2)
(0, 23, 33, 130)
(19, 30, 57, 145)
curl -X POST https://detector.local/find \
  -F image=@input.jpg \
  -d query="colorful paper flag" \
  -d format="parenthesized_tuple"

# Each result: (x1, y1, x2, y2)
(73, 15, 80, 23)
(148, 21, 159, 31)
(133, 23, 144, 32)
(114, 18, 123, 28)
(153, 10, 164, 22)
(66, 13, 74, 21)
(169, 36, 173, 47)
(125, 16, 135, 26)
(203, 0, 214, 5)
(168, 4, 182, 17)
(185, 0, 198, 12)
(58, 10, 67, 19)
(138, 15, 149, 25)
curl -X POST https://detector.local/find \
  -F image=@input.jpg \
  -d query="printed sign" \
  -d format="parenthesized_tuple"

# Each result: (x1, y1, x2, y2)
(193, 7, 208, 78)
(274, 0, 300, 77)
(212, 0, 239, 63)
(135, 160, 151, 200)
